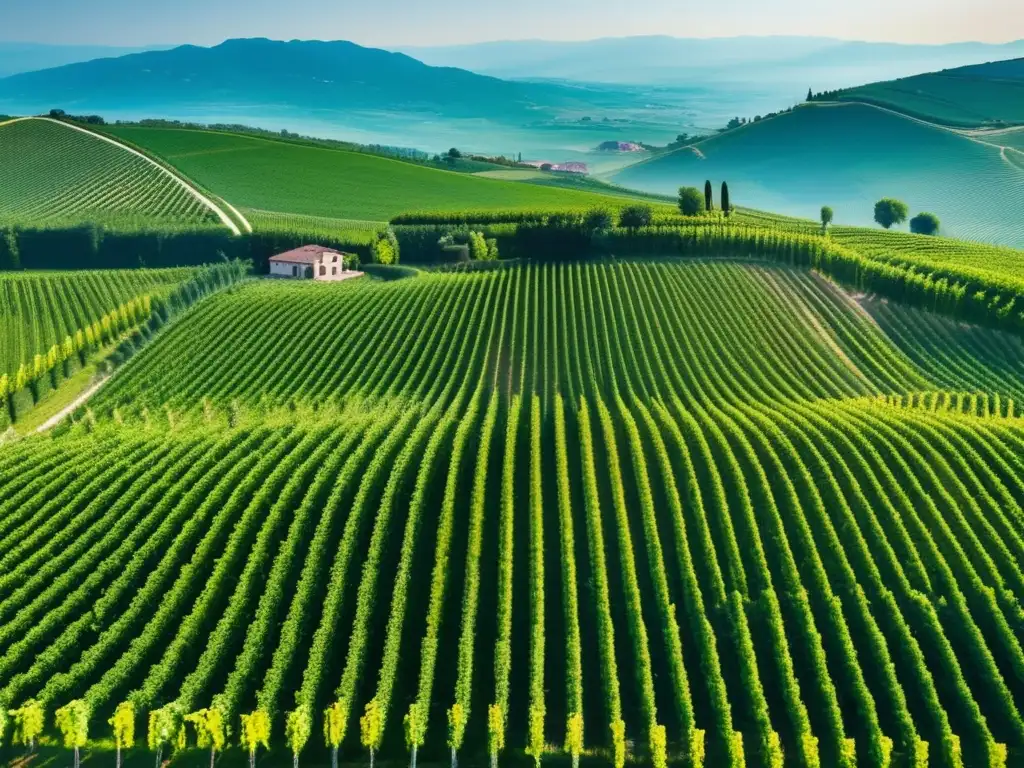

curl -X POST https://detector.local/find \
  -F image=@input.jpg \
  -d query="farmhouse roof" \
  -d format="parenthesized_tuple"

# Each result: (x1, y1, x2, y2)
(269, 244, 341, 264)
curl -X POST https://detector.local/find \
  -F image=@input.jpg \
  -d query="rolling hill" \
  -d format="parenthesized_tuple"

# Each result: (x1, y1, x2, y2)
(825, 57, 1024, 128)
(101, 125, 674, 220)
(613, 102, 1024, 247)
(0, 117, 235, 230)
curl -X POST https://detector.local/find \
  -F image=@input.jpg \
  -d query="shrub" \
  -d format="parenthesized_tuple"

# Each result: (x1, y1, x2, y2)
(584, 207, 617, 231)
(468, 231, 489, 260)
(678, 187, 704, 216)
(874, 198, 909, 229)
(620, 204, 654, 230)
(548, 211, 585, 228)
(820, 206, 834, 231)
(371, 229, 400, 265)
(909, 212, 940, 236)
(10, 385, 35, 423)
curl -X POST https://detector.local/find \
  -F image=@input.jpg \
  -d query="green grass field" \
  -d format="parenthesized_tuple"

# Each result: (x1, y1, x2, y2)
(613, 103, 1024, 248)
(0, 119, 224, 228)
(101, 126, 653, 221)
(832, 58, 1024, 128)
(4, 252, 1024, 767)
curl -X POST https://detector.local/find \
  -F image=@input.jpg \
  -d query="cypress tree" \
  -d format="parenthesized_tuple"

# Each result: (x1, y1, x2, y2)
(807, 87, 813, 102)
(721, 182, 731, 217)
(704, 180, 713, 212)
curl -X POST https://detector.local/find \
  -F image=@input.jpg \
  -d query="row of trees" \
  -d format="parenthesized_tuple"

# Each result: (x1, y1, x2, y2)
(818, 200, 940, 235)
(678, 181, 732, 217)
(2, 296, 152, 426)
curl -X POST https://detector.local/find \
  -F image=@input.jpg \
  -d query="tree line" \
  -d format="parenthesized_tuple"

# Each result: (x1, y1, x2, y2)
(677, 181, 732, 217)
(819, 199, 940, 235)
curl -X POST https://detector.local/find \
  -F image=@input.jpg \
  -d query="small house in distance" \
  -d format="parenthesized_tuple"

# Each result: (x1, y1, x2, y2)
(269, 245, 357, 280)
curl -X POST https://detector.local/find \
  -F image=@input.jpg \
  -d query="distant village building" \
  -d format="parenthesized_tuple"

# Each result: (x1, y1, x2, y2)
(597, 141, 645, 153)
(522, 160, 589, 174)
(268, 245, 355, 280)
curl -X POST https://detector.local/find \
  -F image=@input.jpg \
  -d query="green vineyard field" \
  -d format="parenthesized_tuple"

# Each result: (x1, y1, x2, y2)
(830, 227, 1024, 284)
(3, 260, 1024, 767)
(0, 119, 225, 228)
(0, 267, 198, 379)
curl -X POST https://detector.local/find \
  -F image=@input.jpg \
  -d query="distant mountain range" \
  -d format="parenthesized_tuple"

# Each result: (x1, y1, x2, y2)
(0, 38, 602, 118)
(399, 36, 1024, 90)
(4, 36, 1024, 159)
(0, 42, 172, 79)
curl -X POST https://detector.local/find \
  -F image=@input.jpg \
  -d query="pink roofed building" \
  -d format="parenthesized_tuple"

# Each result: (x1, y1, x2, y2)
(268, 245, 361, 281)
(522, 160, 589, 174)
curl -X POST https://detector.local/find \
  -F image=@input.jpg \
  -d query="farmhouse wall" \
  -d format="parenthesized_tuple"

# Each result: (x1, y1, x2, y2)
(270, 261, 300, 278)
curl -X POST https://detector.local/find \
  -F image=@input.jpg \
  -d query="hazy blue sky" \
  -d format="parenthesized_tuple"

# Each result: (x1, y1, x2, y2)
(2, 0, 1020, 47)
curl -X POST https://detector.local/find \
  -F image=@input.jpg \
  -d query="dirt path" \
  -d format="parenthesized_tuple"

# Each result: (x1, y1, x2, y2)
(221, 198, 253, 233)
(35, 374, 110, 433)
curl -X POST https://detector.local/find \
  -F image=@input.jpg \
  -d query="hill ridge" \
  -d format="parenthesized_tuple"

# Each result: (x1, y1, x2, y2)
(0, 37, 588, 119)
(817, 56, 1024, 128)
(613, 101, 1024, 247)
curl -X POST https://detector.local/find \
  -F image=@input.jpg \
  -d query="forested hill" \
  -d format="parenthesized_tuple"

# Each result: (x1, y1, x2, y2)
(817, 56, 1024, 127)
(0, 37, 592, 118)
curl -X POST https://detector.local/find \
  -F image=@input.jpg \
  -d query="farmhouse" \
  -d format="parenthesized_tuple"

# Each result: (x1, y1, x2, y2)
(269, 245, 353, 280)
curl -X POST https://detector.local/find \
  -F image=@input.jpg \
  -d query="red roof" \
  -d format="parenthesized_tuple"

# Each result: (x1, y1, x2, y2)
(269, 244, 341, 264)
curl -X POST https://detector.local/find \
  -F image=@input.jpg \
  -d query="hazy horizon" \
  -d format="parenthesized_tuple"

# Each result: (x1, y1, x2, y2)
(1, 0, 1021, 49)
(3, 33, 1024, 50)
